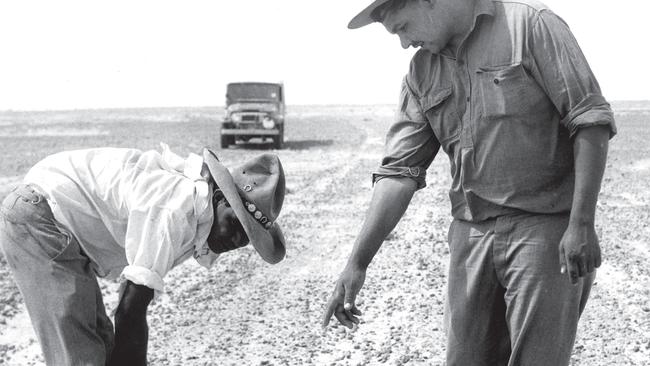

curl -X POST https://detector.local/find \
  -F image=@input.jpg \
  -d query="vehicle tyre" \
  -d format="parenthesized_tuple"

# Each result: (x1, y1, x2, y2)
(221, 134, 234, 149)
(273, 130, 284, 149)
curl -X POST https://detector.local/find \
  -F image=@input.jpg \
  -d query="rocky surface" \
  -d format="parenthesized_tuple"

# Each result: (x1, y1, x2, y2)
(0, 105, 648, 365)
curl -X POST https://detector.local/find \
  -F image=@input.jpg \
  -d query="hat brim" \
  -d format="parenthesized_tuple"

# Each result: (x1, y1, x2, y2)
(203, 149, 286, 264)
(348, 0, 392, 29)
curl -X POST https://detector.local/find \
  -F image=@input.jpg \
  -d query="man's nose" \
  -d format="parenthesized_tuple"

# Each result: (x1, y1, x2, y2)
(399, 35, 410, 49)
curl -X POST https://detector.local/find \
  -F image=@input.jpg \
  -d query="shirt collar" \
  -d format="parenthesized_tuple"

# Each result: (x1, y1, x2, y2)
(440, 0, 495, 59)
(194, 240, 219, 268)
(475, 0, 496, 19)
(193, 178, 219, 268)
(464, 0, 496, 43)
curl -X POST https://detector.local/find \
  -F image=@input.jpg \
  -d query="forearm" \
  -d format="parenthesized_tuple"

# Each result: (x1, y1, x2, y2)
(112, 311, 149, 364)
(346, 177, 417, 270)
(110, 281, 154, 366)
(570, 125, 610, 225)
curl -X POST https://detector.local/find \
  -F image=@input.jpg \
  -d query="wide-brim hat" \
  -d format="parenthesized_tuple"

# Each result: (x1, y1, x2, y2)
(203, 149, 286, 264)
(348, 0, 393, 29)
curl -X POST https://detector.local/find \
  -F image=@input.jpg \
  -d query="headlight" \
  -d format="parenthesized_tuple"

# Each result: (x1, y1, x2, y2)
(231, 114, 242, 123)
(262, 117, 275, 129)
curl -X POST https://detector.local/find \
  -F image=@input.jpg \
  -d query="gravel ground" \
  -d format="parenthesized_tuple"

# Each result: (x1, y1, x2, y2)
(0, 105, 648, 365)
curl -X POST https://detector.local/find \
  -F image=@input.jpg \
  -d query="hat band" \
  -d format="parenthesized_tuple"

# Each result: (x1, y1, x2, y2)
(243, 200, 273, 229)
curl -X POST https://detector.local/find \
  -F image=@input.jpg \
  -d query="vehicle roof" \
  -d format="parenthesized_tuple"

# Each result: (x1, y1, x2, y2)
(227, 82, 283, 88)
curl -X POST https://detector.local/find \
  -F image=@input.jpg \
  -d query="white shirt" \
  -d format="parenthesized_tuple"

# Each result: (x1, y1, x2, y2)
(24, 144, 218, 294)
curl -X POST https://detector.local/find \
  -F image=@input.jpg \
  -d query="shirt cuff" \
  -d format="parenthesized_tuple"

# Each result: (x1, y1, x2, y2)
(121, 265, 165, 294)
(560, 94, 617, 138)
(372, 166, 427, 190)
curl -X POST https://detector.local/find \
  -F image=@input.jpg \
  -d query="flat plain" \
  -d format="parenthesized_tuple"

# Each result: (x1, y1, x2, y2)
(0, 103, 648, 365)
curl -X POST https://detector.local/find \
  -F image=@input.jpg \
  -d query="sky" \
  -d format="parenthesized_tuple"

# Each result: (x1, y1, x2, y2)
(0, 0, 648, 110)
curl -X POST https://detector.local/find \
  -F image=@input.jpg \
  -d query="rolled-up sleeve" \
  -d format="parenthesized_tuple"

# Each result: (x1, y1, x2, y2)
(528, 10, 616, 138)
(121, 206, 191, 295)
(373, 77, 440, 189)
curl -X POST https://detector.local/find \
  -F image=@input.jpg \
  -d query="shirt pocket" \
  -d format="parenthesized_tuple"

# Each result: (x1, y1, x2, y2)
(475, 63, 542, 122)
(421, 87, 460, 153)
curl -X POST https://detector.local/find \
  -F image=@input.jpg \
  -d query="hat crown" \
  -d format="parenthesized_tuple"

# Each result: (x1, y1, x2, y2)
(230, 153, 285, 224)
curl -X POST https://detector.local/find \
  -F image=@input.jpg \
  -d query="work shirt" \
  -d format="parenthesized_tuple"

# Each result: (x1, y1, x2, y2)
(374, 0, 617, 222)
(23, 145, 218, 293)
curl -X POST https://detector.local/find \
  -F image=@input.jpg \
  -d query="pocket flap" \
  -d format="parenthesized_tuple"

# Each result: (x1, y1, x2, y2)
(476, 63, 525, 80)
(420, 87, 452, 111)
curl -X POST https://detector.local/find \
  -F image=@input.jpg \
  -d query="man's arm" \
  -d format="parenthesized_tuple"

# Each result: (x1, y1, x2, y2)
(559, 125, 610, 284)
(109, 280, 154, 366)
(322, 177, 417, 328)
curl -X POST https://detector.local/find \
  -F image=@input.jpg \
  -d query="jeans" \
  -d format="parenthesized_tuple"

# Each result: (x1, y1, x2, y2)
(0, 184, 114, 366)
(445, 211, 594, 366)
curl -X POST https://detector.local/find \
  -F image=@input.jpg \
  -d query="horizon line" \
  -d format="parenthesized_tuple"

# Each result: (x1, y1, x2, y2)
(2, 100, 649, 114)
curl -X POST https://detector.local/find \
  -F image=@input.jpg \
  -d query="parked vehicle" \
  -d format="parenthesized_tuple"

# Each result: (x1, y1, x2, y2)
(220, 82, 285, 149)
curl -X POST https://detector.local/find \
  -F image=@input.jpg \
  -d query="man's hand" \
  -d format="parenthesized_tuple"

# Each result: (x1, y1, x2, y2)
(322, 265, 366, 329)
(321, 177, 417, 330)
(559, 221, 602, 284)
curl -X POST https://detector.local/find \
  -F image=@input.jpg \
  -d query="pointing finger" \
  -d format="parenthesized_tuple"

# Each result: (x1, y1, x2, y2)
(321, 297, 338, 328)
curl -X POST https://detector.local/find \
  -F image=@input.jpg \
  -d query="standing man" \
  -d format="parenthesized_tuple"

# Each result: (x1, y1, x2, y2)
(322, 0, 615, 365)
(1, 145, 286, 365)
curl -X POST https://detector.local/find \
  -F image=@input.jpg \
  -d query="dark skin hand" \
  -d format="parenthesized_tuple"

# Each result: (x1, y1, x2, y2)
(560, 125, 610, 284)
(109, 280, 153, 366)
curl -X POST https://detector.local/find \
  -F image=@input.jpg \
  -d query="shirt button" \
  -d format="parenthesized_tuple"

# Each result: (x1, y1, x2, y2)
(493, 79, 500, 85)
(466, 97, 470, 103)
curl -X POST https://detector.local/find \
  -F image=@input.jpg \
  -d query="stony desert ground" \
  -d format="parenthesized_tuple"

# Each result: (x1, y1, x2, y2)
(0, 103, 648, 365)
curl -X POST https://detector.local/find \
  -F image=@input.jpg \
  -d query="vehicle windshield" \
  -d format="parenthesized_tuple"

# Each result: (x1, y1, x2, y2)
(227, 83, 281, 103)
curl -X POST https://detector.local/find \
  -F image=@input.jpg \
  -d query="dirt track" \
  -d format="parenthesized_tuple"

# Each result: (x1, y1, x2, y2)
(0, 105, 649, 365)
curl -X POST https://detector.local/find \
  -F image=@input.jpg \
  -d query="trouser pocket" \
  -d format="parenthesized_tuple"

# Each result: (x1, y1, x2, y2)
(1, 184, 74, 261)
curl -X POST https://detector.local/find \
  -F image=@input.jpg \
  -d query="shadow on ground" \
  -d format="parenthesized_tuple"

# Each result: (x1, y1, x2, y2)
(283, 139, 334, 150)
(225, 139, 334, 151)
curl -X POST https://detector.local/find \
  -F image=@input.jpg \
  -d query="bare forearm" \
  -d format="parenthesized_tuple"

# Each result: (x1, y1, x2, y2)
(109, 281, 153, 366)
(346, 177, 417, 270)
(570, 125, 610, 225)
